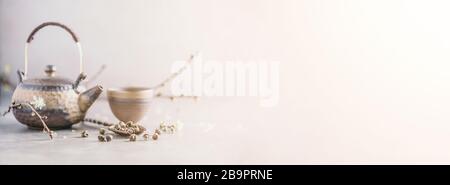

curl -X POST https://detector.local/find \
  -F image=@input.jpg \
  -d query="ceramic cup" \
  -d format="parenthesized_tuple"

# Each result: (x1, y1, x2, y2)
(107, 87, 153, 123)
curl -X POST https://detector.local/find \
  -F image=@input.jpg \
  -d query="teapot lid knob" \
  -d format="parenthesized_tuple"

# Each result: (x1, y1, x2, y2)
(45, 65, 56, 77)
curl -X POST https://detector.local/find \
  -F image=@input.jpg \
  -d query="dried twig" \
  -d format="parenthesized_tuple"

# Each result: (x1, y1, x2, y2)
(154, 92, 198, 101)
(83, 117, 114, 127)
(2, 102, 54, 139)
(2, 103, 20, 117)
(151, 53, 199, 100)
(83, 64, 106, 86)
(23, 103, 53, 139)
(151, 54, 196, 90)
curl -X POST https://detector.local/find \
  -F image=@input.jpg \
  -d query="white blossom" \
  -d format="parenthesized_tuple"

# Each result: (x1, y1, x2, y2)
(30, 96, 46, 110)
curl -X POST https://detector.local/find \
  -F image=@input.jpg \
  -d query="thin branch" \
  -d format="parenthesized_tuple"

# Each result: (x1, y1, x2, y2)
(2, 102, 54, 139)
(2, 103, 20, 116)
(21, 103, 53, 139)
(83, 64, 106, 86)
(83, 118, 114, 127)
(150, 53, 196, 90)
(154, 92, 198, 101)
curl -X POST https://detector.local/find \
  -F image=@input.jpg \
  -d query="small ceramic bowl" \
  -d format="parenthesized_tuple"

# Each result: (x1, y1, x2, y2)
(107, 87, 153, 123)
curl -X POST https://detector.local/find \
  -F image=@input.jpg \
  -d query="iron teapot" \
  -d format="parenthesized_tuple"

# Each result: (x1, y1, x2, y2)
(11, 22, 103, 129)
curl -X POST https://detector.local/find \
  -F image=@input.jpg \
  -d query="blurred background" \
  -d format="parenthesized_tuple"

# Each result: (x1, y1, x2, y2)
(3, 0, 450, 163)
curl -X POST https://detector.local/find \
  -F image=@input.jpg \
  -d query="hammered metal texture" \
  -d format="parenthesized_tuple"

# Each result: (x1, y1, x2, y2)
(11, 84, 84, 129)
(23, 76, 73, 86)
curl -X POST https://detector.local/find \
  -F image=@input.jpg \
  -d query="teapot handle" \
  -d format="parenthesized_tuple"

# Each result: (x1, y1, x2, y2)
(24, 22, 83, 77)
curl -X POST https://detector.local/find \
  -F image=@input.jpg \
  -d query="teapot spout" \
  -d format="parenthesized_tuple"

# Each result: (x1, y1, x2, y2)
(79, 85, 103, 112)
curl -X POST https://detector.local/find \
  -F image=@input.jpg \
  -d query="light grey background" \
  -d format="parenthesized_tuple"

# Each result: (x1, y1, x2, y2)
(0, 0, 289, 87)
(3, 0, 450, 163)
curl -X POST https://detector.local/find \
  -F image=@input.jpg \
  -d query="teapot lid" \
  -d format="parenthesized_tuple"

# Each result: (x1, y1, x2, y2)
(21, 65, 73, 89)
